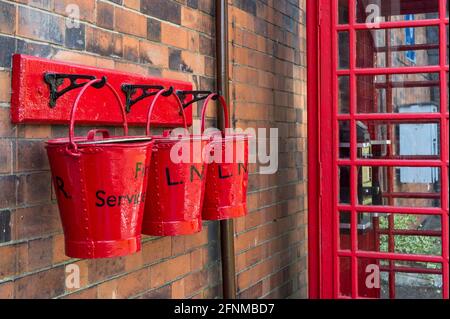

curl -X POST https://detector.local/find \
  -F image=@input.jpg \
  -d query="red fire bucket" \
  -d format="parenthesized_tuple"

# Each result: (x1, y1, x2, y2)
(46, 78, 153, 258)
(201, 94, 250, 220)
(141, 89, 208, 236)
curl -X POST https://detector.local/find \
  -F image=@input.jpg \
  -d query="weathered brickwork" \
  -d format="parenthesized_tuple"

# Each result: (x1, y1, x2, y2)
(0, 0, 307, 299)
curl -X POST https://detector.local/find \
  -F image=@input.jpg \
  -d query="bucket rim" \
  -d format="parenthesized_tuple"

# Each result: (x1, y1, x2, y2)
(46, 135, 153, 147)
(151, 134, 211, 143)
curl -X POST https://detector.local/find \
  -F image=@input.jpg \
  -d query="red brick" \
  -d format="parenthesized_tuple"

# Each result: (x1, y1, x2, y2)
(88, 257, 125, 284)
(139, 41, 169, 67)
(14, 266, 65, 298)
(0, 245, 15, 279)
(0, 281, 13, 298)
(0, 175, 16, 210)
(142, 237, 172, 265)
(53, 233, 71, 264)
(115, 7, 147, 38)
(150, 254, 191, 288)
(0, 71, 11, 102)
(0, 108, 15, 138)
(96, 1, 114, 30)
(17, 6, 64, 45)
(161, 23, 189, 49)
(0, 139, 12, 174)
(124, 0, 141, 10)
(116, 268, 150, 298)
(17, 172, 51, 205)
(123, 36, 140, 62)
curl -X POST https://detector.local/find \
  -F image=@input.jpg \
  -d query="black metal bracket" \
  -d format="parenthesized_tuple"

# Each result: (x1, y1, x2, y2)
(43, 73, 107, 108)
(176, 90, 217, 109)
(121, 84, 173, 113)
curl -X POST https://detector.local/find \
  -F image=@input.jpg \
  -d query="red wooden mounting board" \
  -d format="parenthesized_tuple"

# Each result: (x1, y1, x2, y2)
(11, 54, 193, 127)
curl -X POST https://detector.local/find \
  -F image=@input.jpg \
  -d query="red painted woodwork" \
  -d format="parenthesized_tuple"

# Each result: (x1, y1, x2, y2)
(308, 0, 449, 299)
(11, 54, 193, 126)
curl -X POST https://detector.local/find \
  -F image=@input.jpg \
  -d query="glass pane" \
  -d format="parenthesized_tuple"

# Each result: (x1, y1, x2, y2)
(338, 31, 350, 69)
(357, 258, 389, 299)
(377, 213, 442, 231)
(339, 166, 351, 204)
(339, 257, 352, 297)
(356, 27, 440, 68)
(357, 213, 442, 255)
(339, 211, 352, 250)
(338, 76, 350, 113)
(354, 120, 440, 160)
(357, 258, 442, 299)
(356, 73, 441, 113)
(339, 121, 351, 158)
(447, 25, 449, 65)
(394, 260, 443, 299)
(356, 0, 439, 23)
(339, 0, 349, 24)
(357, 166, 441, 207)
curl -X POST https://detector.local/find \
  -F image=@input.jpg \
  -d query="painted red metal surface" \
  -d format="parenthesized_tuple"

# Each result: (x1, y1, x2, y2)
(309, 0, 449, 299)
(46, 79, 153, 258)
(141, 89, 207, 236)
(11, 54, 193, 126)
(306, 0, 320, 299)
(200, 94, 250, 221)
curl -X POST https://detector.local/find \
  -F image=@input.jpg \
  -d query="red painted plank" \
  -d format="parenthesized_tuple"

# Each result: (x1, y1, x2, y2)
(11, 54, 193, 127)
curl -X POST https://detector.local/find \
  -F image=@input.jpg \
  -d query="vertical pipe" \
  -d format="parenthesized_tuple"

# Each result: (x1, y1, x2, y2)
(216, 0, 237, 299)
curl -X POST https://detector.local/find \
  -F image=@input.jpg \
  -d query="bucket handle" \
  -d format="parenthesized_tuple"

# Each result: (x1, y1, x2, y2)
(68, 78, 128, 155)
(200, 93, 230, 134)
(145, 87, 188, 136)
(86, 129, 110, 140)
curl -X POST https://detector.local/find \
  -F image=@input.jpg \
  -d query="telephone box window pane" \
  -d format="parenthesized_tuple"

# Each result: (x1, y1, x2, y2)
(355, 0, 439, 23)
(339, 121, 351, 158)
(358, 213, 442, 256)
(339, 166, 351, 204)
(358, 166, 441, 207)
(339, 257, 352, 297)
(357, 258, 389, 299)
(377, 213, 442, 231)
(447, 26, 449, 65)
(356, 27, 440, 68)
(339, 0, 349, 24)
(338, 31, 350, 69)
(356, 73, 441, 113)
(338, 76, 350, 114)
(354, 121, 441, 160)
(339, 211, 352, 250)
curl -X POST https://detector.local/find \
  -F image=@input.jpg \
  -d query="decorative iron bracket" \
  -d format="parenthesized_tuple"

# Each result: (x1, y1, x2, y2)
(44, 73, 107, 108)
(176, 90, 218, 109)
(122, 84, 174, 113)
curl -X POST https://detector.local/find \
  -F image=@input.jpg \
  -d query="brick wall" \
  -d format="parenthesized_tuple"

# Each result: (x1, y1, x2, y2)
(0, 0, 307, 299)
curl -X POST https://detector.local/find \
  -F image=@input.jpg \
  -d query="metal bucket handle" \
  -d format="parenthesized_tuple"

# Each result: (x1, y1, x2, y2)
(68, 78, 128, 155)
(145, 87, 188, 136)
(200, 93, 230, 134)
